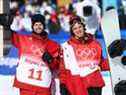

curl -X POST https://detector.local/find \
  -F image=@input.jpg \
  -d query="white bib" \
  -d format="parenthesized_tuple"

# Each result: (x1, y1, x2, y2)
(16, 54, 52, 87)
(62, 42, 99, 77)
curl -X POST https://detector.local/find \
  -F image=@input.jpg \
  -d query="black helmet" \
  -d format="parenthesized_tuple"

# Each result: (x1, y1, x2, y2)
(31, 14, 45, 29)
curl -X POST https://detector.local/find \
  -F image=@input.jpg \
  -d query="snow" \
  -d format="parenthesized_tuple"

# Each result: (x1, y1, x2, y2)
(0, 75, 19, 95)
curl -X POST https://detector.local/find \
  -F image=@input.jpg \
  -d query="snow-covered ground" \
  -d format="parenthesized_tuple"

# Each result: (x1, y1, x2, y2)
(0, 75, 19, 95)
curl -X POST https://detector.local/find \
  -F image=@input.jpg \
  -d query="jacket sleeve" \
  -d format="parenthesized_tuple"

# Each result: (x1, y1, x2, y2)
(11, 32, 20, 48)
(99, 57, 110, 71)
(58, 48, 68, 85)
(96, 40, 110, 71)
(46, 40, 60, 70)
(99, 46, 110, 71)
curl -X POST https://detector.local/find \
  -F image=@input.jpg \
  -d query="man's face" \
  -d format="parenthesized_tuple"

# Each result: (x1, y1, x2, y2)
(33, 22, 44, 34)
(72, 22, 85, 38)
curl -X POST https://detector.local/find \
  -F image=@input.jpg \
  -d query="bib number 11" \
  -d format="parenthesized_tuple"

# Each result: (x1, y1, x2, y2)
(28, 69, 42, 81)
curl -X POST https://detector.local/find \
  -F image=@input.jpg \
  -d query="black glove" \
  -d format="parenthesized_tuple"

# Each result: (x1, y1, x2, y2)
(42, 52, 53, 64)
(122, 56, 126, 65)
(60, 84, 70, 95)
(108, 39, 126, 58)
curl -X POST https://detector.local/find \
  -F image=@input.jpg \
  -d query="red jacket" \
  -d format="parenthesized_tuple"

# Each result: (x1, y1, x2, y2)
(12, 32, 60, 93)
(59, 36, 109, 95)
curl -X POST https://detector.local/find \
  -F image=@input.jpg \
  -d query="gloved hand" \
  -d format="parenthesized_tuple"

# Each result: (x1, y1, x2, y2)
(122, 56, 126, 65)
(60, 84, 70, 95)
(42, 52, 53, 64)
(108, 39, 126, 58)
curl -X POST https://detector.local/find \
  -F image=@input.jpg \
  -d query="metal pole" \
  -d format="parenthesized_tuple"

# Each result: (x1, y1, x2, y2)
(0, 0, 3, 57)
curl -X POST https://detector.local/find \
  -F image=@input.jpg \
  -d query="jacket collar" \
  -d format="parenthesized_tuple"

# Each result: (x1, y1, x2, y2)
(68, 33, 94, 45)
(32, 33, 48, 42)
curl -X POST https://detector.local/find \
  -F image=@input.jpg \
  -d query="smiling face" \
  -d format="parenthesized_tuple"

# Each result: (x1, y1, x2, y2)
(33, 22, 44, 34)
(71, 22, 85, 39)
